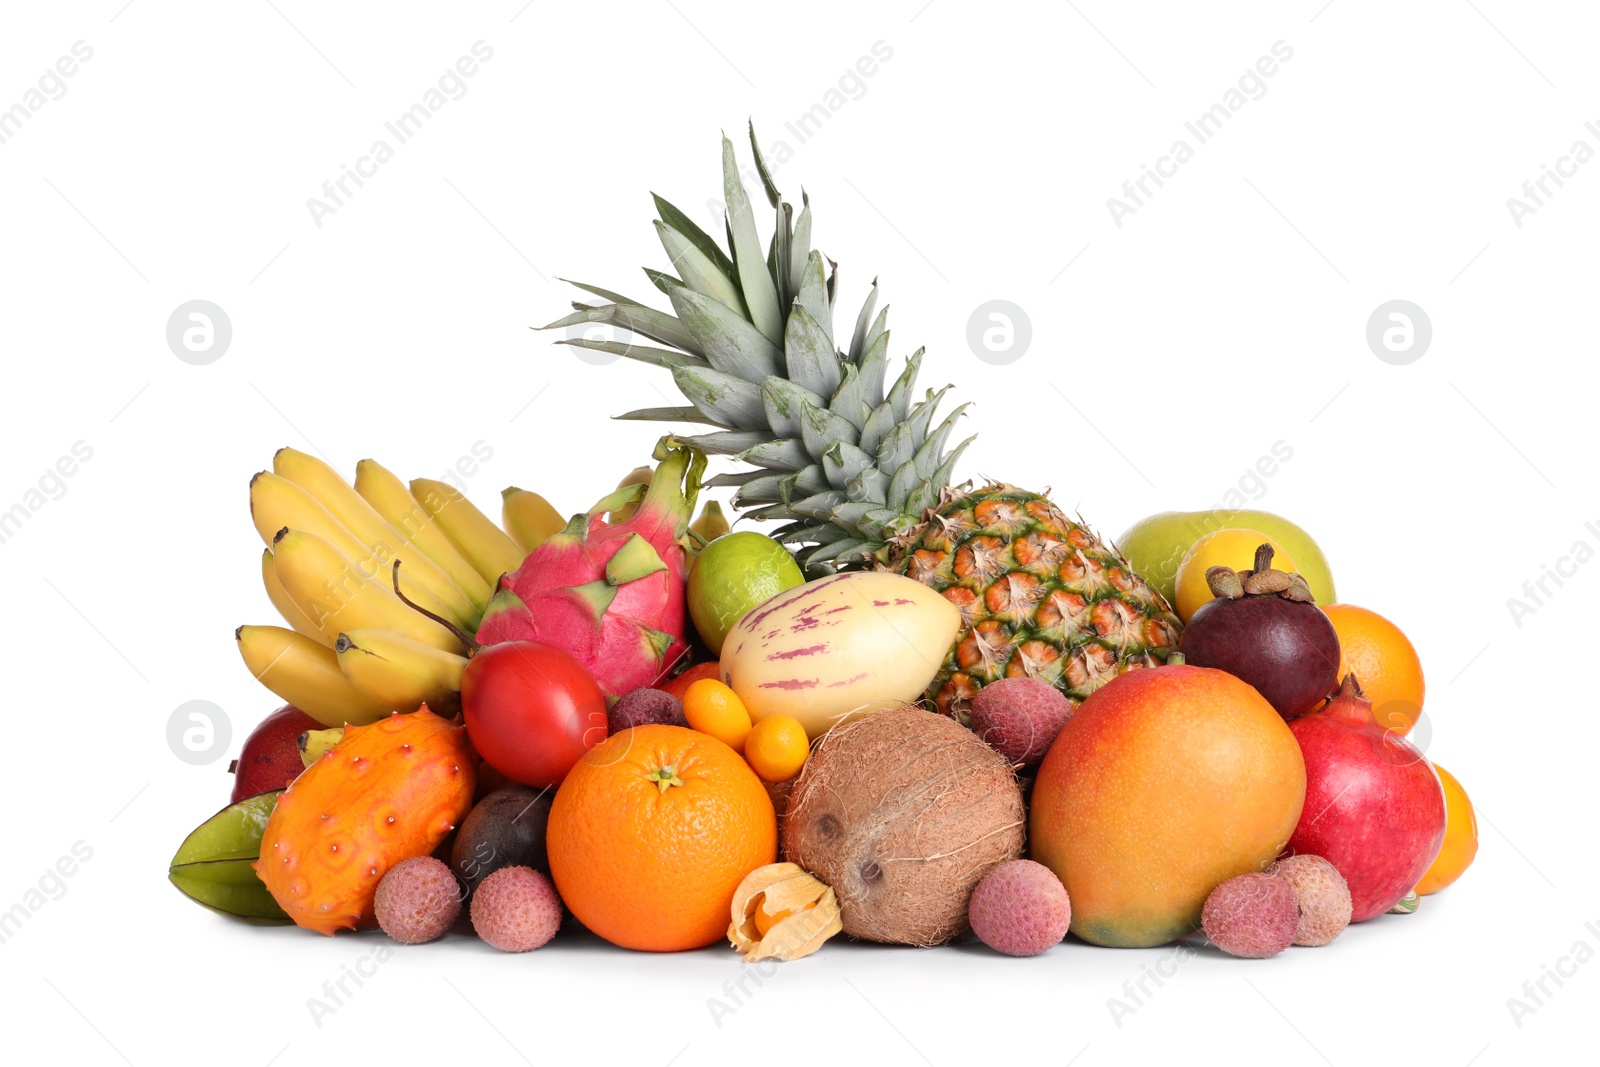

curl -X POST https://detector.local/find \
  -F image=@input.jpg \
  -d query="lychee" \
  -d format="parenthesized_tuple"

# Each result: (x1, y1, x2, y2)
(1201, 872, 1299, 958)
(374, 856, 462, 945)
(608, 688, 687, 735)
(967, 859, 1071, 956)
(1268, 855, 1353, 947)
(969, 677, 1073, 767)
(470, 865, 561, 952)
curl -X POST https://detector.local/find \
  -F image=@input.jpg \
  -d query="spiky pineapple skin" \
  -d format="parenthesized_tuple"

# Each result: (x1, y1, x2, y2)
(254, 706, 475, 935)
(889, 484, 1181, 721)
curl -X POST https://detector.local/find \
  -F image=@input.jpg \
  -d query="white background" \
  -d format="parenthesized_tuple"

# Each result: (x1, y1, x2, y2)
(0, 2, 1592, 1065)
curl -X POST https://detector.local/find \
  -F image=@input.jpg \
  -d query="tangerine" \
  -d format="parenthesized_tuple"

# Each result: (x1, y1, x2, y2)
(1322, 604, 1426, 735)
(546, 724, 776, 951)
(1416, 763, 1477, 894)
(683, 678, 753, 750)
(743, 715, 809, 782)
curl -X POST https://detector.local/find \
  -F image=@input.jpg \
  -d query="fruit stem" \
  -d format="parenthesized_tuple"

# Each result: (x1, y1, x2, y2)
(389, 560, 482, 655)
(1252, 542, 1275, 573)
(1320, 673, 1378, 725)
(647, 765, 685, 793)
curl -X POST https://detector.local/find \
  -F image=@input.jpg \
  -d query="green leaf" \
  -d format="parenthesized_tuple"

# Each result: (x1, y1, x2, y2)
(905, 385, 951, 449)
(821, 440, 875, 489)
(614, 406, 718, 425)
(855, 329, 890, 409)
(667, 285, 782, 382)
(679, 429, 775, 456)
(748, 120, 781, 209)
(788, 195, 812, 298)
(860, 305, 890, 364)
(847, 279, 879, 362)
(703, 469, 768, 489)
(798, 401, 860, 461)
(770, 200, 793, 310)
(672, 365, 767, 429)
(789, 490, 847, 522)
(546, 303, 701, 357)
(553, 337, 710, 372)
(723, 135, 783, 344)
(655, 221, 746, 314)
(761, 376, 825, 439)
(858, 401, 895, 459)
(805, 537, 873, 567)
(876, 421, 914, 475)
(828, 501, 883, 537)
(795, 250, 833, 352)
(912, 403, 970, 480)
(886, 459, 921, 512)
(846, 467, 890, 504)
(828, 362, 871, 432)
(886, 348, 923, 422)
(653, 193, 736, 280)
(784, 303, 840, 399)
(779, 465, 829, 501)
(736, 437, 811, 471)
(731, 473, 790, 507)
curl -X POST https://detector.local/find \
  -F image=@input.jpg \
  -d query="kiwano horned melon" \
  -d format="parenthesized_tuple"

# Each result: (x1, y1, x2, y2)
(254, 706, 475, 934)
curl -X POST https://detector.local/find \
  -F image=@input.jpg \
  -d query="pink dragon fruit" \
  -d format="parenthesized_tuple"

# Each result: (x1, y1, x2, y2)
(473, 437, 705, 700)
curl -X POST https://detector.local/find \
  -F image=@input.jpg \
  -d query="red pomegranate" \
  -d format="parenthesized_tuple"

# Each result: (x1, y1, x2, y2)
(1287, 675, 1446, 921)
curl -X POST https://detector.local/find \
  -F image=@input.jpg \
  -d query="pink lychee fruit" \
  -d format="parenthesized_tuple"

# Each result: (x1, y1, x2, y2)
(1201, 872, 1299, 958)
(967, 859, 1071, 956)
(969, 677, 1073, 767)
(1268, 855, 1353, 947)
(470, 865, 561, 952)
(374, 856, 462, 945)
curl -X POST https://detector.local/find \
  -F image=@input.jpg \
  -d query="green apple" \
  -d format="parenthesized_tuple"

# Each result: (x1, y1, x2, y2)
(1118, 510, 1336, 607)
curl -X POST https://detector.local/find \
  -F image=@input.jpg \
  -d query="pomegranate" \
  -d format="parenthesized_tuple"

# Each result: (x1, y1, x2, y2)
(1287, 675, 1446, 921)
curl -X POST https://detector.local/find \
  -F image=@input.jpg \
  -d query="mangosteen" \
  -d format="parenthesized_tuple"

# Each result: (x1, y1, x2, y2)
(1177, 543, 1340, 719)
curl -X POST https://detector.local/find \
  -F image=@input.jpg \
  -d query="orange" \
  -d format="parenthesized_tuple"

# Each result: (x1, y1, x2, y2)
(743, 715, 809, 782)
(1416, 763, 1477, 894)
(683, 678, 753, 750)
(1322, 604, 1426, 734)
(546, 724, 776, 951)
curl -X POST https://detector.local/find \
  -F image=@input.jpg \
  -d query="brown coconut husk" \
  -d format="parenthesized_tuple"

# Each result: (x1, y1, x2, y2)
(781, 705, 1026, 946)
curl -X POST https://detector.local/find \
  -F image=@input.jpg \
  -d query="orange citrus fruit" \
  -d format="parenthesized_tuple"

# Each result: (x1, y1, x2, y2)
(546, 724, 777, 951)
(743, 715, 809, 782)
(683, 678, 753, 750)
(1416, 763, 1477, 894)
(1322, 604, 1426, 734)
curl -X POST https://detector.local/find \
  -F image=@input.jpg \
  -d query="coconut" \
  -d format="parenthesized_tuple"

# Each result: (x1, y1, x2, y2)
(780, 705, 1026, 946)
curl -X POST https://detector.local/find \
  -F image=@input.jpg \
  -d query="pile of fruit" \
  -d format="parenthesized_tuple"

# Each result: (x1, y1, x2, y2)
(171, 131, 1477, 961)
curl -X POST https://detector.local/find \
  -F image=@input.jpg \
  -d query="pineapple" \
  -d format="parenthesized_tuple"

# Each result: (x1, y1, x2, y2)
(547, 127, 1180, 718)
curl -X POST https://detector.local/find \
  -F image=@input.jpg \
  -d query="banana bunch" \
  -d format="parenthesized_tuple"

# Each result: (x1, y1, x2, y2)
(239, 453, 729, 727)
(238, 449, 568, 728)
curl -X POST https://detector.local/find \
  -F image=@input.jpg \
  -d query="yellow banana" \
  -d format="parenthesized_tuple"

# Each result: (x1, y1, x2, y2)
(353, 459, 492, 611)
(298, 727, 345, 767)
(609, 465, 654, 524)
(334, 628, 466, 716)
(235, 624, 390, 728)
(690, 500, 730, 544)
(501, 487, 564, 553)
(272, 448, 480, 628)
(260, 548, 331, 646)
(253, 468, 477, 632)
(410, 478, 526, 586)
(270, 528, 466, 654)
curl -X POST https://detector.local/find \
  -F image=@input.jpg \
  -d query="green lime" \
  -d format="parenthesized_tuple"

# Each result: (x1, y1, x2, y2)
(688, 532, 805, 655)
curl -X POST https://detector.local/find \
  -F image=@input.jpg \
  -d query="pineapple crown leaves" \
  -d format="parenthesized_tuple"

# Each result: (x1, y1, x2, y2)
(543, 122, 971, 573)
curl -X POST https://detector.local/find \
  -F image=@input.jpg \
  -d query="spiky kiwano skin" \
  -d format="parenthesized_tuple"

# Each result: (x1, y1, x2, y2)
(545, 129, 1180, 720)
(254, 706, 476, 935)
